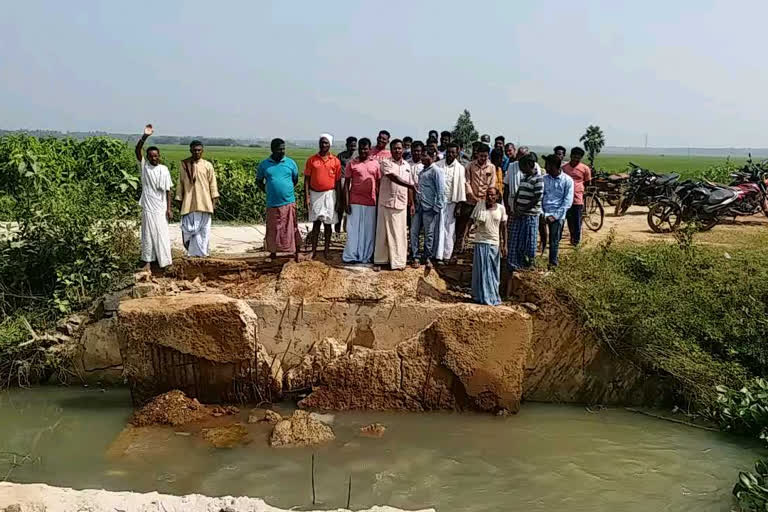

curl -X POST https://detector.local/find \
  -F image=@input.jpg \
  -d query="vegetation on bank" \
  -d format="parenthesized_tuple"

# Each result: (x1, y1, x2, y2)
(548, 230, 768, 408)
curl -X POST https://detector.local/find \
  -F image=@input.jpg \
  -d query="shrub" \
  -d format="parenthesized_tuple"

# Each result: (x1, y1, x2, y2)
(547, 238, 768, 406)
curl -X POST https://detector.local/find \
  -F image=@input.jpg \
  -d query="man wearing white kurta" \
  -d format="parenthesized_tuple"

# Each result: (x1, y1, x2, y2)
(134, 124, 173, 269)
(435, 142, 466, 263)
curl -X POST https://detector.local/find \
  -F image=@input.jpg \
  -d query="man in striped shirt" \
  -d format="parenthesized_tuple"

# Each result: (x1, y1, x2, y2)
(506, 153, 544, 271)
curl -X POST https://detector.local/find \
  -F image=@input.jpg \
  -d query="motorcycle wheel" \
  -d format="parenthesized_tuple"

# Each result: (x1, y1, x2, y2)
(647, 201, 681, 233)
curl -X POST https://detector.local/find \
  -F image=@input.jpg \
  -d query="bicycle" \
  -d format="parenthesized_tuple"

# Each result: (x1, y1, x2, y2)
(582, 185, 604, 232)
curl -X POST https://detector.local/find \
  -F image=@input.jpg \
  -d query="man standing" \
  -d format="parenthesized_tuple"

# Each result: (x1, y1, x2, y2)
(507, 153, 544, 272)
(456, 143, 496, 253)
(494, 136, 509, 173)
(553, 145, 567, 162)
(542, 154, 574, 267)
(504, 143, 517, 173)
(438, 131, 452, 159)
(563, 146, 591, 246)
(304, 134, 342, 260)
(177, 140, 219, 257)
(480, 134, 491, 147)
(428, 129, 439, 143)
(471, 187, 507, 306)
(134, 124, 173, 269)
(504, 147, 542, 213)
(336, 136, 358, 233)
(435, 142, 466, 263)
(256, 138, 301, 262)
(374, 140, 416, 271)
(411, 146, 445, 268)
(342, 138, 381, 264)
(370, 130, 392, 161)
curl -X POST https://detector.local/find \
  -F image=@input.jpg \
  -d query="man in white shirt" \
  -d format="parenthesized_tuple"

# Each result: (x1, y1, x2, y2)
(407, 141, 424, 263)
(134, 124, 173, 270)
(435, 142, 466, 263)
(471, 187, 508, 306)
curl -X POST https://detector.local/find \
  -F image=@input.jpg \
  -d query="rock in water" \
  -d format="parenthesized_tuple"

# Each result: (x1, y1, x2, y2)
(269, 410, 335, 447)
(130, 390, 208, 427)
(263, 409, 283, 424)
(201, 424, 249, 448)
(359, 423, 386, 437)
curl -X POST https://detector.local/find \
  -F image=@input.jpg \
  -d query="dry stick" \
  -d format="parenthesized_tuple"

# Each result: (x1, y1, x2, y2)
(624, 407, 721, 432)
(346, 474, 352, 510)
(311, 453, 316, 505)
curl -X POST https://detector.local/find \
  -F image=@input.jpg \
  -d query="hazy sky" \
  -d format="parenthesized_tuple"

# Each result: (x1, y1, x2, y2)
(2, 0, 767, 147)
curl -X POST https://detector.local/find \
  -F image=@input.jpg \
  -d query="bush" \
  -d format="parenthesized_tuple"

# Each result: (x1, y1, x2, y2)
(547, 236, 768, 406)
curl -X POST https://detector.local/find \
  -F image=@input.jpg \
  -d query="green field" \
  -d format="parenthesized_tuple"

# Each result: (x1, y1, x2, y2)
(158, 144, 745, 180)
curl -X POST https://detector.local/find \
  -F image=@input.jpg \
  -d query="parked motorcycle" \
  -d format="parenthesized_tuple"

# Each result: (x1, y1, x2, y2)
(726, 161, 768, 218)
(646, 177, 761, 233)
(614, 163, 680, 216)
(591, 170, 628, 206)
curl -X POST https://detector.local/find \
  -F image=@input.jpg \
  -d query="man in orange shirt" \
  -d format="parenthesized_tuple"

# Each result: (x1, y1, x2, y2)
(304, 134, 342, 259)
(562, 146, 592, 246)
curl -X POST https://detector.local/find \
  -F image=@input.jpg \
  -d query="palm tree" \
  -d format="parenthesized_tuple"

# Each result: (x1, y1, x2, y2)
(579, 125, 605, 168)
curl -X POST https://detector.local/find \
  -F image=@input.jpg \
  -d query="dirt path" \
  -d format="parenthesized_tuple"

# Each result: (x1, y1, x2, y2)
(171, 207, 766, 257)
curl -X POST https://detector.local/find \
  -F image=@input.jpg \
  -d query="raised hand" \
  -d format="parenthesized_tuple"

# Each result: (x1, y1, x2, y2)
(143, 124, 154, 137)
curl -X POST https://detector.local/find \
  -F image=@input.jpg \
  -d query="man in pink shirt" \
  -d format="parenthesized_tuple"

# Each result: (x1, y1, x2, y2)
(342, 138, 381, 264)
(562, 146, 591, 245)
(374, 139, 417, 271)
(369, 130, 392, 161)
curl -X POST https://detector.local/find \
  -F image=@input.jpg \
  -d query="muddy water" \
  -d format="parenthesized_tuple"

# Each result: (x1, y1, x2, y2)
(0, 387, 760, 512)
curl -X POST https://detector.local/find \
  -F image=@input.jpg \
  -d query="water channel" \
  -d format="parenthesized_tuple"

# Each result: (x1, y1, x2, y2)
(1, 387, 760, 511)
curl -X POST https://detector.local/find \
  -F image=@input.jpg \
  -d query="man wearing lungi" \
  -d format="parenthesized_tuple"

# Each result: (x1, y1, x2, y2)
(342, 138, 381, 264)
(257, 138, 301, 262)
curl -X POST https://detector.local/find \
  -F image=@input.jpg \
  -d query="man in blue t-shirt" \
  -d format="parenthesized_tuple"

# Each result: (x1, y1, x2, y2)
(256, 138, 301, 261)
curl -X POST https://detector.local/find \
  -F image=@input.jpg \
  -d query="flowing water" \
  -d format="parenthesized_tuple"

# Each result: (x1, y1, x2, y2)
(0, 387, 761, 511)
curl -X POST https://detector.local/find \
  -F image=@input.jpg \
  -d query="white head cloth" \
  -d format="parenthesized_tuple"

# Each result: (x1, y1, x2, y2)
(319, 133, 333, 146)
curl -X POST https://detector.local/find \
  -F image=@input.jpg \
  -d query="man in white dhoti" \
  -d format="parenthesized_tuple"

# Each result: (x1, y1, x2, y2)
(304, 134, 342, 260)
(435, 142, 467, 264)
(134, 124, 173, 270)
(176, 140, 219, 257)
(342, 138, 381, 264)
(373, 139, 416, 271)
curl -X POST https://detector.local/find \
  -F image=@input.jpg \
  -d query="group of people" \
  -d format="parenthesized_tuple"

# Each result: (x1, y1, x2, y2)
(134, 125, 592, 307)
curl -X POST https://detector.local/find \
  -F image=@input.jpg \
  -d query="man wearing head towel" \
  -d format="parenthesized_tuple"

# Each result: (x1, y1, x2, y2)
(256, 138, 302, 262)
(304, 134, 342, 259)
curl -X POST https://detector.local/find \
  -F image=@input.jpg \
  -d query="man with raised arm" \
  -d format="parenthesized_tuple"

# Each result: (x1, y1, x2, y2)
(176, 139, 219, 257)
(134, 124, 173, 270)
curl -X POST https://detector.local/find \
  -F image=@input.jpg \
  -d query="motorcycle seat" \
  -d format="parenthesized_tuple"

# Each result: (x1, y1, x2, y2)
(657, 173, 680, 185)
(608, 174, 628, 181)
(707, 188, 738, 204)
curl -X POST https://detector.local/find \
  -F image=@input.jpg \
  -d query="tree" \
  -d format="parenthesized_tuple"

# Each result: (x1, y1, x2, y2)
(579, 125, 606, 167)
(452, 109, 479, 148)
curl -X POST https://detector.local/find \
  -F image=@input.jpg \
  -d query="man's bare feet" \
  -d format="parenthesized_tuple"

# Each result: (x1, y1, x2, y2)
(411, 260, 420, 268)
(426, 260, 433, 269)
(373, 265, 381, 272)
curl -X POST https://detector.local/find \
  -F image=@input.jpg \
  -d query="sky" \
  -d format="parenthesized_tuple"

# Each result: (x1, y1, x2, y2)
(2, 0, 767, 148)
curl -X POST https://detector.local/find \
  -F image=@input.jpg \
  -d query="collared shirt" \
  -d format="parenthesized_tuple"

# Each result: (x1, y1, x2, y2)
(345, 157, 381, 206)
(379, 158, 412, 210)
(514, 173, 544, 216)
(417, 164, 445, 213)
(256, 156, 299, 208)
(304, 153, 341, 192)
(465, 160, 497, 205)
(176, 158, 219, 215)
(501, 154, 510, 174)
(504, 161, 542, 210)
(370, 146, 392, 161)
(563, 162, 592, 206)
(542, 172, 574, 221)
(436, 158, 466, 204)
(407, 158, 424, 187)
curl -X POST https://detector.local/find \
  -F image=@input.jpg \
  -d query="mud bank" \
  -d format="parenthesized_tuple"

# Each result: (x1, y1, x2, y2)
(0, 483, 434, 512)
(71, 259, 673, 411)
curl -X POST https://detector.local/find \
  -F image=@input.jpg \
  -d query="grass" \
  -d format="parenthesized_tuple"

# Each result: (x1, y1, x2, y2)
(157, 145, 746, 181)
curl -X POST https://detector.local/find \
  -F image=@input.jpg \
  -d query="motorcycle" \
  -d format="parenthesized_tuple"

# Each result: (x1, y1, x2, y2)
(591, 170, 628, 206)
(647, 179, 747, 233)
(614, 163, 680, 216)
(726, 161, 768, 218)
